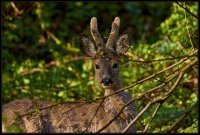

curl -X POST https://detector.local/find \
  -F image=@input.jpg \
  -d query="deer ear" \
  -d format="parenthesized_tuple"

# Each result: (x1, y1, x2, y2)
(80, 35, 97, 57)
(115, 33, 130, 55)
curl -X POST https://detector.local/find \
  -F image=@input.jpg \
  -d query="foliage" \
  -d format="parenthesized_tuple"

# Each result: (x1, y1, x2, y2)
(2, 2, 198, 133)
(2, 114, 23, 133)
(178, 119, 198, 133)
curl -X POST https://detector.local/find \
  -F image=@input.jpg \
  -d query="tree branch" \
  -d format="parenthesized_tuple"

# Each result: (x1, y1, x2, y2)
(122, 58, 197, 132)
(166, 101, 198, 132)
(175, 2, 198, 19)
(10, 2, 23, 16)
(12, 52, 197, 133)
(124, 51, 197, 63)
(143, 102, 162, 132)
(99, 50, 197, 101)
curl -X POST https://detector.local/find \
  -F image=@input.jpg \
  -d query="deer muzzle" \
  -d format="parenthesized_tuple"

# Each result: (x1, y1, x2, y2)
(101, 77, 113, 87)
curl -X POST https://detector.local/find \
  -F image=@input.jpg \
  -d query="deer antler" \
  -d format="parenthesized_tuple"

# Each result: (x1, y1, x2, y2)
(106, 17, 120, 52)
(90, 17, 105, 51)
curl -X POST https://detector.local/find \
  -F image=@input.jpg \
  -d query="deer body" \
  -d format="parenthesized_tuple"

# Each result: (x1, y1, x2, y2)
(2, 17, 136, 133)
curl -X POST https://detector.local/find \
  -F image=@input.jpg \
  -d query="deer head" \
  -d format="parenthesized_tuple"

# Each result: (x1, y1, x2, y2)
(80, 17, 130, 89)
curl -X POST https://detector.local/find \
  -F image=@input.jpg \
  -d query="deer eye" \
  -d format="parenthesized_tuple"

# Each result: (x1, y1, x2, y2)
(112, 63, 118, 68)
(95, 64, 100, 69)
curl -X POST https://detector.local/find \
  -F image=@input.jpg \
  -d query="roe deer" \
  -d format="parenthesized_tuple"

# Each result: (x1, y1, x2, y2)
(2, 17, 136, 133)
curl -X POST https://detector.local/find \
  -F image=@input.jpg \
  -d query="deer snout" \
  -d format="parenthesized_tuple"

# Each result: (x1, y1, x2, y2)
(101, 77, 113, 86)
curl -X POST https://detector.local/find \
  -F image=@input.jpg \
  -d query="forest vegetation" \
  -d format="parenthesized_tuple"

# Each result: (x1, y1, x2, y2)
(2, 2, 198, 133)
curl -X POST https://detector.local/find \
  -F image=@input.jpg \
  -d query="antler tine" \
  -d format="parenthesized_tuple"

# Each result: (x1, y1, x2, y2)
(106, 17, 120, 51)
(90, 17, 105, 50)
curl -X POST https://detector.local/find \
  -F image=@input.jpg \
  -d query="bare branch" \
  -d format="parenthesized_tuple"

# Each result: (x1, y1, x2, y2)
(10, 2, 24, 16)
(9, 50, 197, 133)
(96, 97, 135, 133)
(124, 51, 197, 63)
(20, 56, 89, 76)
(166, 101, 197, 132)
(15, 51, 197, 116)
(143, 103, 162, 132)
(182, 4, 196, 50)
(84, 99, 105, 132)
(175, 2, 198, 19)
(97, 66, 181, 133)
(123, 101, 152, 132)
(122, 58, 198, 132)
(98, 57, 197, 133)
(99, 50, 197, 100)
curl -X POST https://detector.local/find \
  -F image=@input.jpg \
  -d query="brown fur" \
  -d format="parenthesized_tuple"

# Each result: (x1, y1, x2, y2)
(2, 17, 136, 133)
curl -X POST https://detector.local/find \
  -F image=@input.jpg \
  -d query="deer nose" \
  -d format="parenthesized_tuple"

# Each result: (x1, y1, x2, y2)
(101, 77, 113, 86)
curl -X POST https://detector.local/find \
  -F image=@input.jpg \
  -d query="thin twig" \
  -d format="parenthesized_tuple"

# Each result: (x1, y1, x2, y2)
(84, 99, 105, 132)
(166, 101, 197, 132)
(175, 2, 198, 19)
(122, 101, 152, 132)
(98, 50, 197, 101)
(17, 51, 198, 118)
(97, 66, 180, 133)
(96, 98, 135, 133)
(21, 56, 89, 75)
(143, 102, 162, 132)
(124, 53, 197, 63)
(20, 50, 197, 76)
(12, 52, 197, 129)
(10, 2, 23, 15)
(183, 2, 195, 50)
(122, 59, 198, 132)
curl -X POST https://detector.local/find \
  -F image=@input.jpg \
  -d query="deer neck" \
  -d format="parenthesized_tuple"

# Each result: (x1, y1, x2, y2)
(102, 77, 136, 131)
(103, 77, 134, 116)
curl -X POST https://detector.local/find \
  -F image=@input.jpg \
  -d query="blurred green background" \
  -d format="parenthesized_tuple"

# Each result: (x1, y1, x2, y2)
(2, 2, 198, 133)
